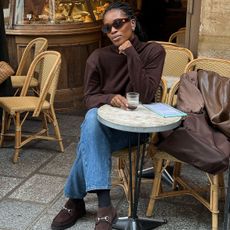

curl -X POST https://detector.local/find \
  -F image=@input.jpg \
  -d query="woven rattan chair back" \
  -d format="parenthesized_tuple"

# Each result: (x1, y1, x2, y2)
(37, 52, 60, 108)
(167, 57, 230, 106)
(168, 29, 186, 47)
(185, 57, 230, 76)
(155, 78, 167, 103)
(147, 42, 193, 88)
(21, 50, 61, 117)
(149, 41, 180, 47)
(153, 44, 193, 94)
(16, 37, 48, 76)
(162, 45, 194, 77)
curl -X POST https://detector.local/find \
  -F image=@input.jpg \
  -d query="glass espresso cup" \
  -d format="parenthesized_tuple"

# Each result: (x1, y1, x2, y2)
(126, 92, 139, 110)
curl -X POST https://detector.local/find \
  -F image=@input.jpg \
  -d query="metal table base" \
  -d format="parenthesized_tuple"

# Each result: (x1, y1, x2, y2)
(112, 134, 166, 230)
(97, 105, 181, 230)
(113, 217, 166, 230)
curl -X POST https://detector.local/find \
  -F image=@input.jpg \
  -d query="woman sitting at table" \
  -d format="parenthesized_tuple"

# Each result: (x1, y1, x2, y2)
(51, 2, 165, 230)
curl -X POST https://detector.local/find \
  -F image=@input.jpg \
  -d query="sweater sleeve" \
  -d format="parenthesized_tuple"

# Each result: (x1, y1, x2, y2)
(83, 52, 115, 110)
(125, 43, 165, 103)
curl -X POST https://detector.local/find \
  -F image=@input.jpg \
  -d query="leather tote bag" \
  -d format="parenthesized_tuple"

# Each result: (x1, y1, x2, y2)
(158, 112, 230, 174)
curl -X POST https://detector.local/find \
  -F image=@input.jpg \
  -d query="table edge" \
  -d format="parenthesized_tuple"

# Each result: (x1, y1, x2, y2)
(97, 114, 181, 133)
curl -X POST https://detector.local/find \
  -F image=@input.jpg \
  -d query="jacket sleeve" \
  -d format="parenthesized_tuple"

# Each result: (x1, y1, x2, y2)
(125, 44, 165, 103)
(83, 52, 115, 110)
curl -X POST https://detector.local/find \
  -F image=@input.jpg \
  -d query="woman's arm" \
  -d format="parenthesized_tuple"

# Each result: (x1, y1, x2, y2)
(84, 54, 116, 110)
(125, 43, 165, 103)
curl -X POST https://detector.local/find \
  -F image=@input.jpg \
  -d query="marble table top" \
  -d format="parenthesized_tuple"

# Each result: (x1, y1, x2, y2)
(97, 104, 182, 133)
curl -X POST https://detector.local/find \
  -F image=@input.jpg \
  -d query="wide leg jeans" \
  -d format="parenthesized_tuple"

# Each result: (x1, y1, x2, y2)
(64, 108, 147, 199)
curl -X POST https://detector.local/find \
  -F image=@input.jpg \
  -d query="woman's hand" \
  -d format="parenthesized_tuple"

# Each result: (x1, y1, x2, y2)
(110, 94, 128, 109)
(118, 40, 132, 54)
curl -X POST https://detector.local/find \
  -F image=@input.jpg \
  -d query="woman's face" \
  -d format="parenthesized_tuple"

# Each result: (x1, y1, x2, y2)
(103, 9, 135, 47)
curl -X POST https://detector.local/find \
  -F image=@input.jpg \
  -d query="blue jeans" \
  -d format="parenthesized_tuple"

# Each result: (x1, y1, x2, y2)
(64, 108, 148, 199)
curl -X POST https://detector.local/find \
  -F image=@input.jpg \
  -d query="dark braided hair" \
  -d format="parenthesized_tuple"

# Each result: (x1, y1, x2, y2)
(103, 1, 147, 42)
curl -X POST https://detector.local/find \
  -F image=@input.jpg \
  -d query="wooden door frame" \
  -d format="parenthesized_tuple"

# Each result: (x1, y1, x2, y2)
(185, 0, 201, 58)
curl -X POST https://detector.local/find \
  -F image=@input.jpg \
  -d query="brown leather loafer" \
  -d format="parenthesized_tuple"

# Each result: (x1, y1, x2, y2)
(95, 206, 117, 230)
(51, 199, 86, 230)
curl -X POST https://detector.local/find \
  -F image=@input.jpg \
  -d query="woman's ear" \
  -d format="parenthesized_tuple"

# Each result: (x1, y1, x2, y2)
(130, 19, 136, 31)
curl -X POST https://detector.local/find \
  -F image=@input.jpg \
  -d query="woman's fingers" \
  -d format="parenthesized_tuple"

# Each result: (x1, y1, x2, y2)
(111, 95, 128, 108)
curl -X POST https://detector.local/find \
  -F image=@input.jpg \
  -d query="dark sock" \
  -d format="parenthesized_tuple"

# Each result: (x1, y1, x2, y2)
(96, 189, 111, 208)
(70, 198, 83, 204)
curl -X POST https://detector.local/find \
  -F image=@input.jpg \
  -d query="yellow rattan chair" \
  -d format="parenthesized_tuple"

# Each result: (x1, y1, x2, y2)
(156, 44, 194, 92)
(10, 37, 48, 95)
(168, 29, 186, 47)
(150, 41, 180, 47)
(0, 51, 64, 163)
(146, 57, 230, 230)
(112, 78, 167, 215)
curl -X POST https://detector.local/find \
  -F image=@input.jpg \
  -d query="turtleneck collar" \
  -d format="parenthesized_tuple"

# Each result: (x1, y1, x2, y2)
(111, 35, 141, 53)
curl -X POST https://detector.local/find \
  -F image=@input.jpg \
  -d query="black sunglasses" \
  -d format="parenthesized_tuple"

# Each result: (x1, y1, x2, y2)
(102, 18, 130, 34)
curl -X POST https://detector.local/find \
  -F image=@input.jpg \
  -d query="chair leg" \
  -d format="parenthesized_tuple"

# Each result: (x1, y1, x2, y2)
(125, 151, 137, 217)
(6, 112, 12, 131)
(117, 158, 129, 199)
(13, 88, 20, 96)
(146, 158, 163, 217)
(0, 110, 7, 147)
(42, 112, 49, 136)
(50, 106, 64, 152)
(116, 157, 131, 215)
(13, 112, 21, 163)
(210, 175, 219, 230)
(218, 173, 225, 201)
(173, 162, 182, 190)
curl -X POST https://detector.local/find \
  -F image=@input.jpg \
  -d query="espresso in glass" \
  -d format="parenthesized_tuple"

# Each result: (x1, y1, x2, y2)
(126, 92, 139, 110)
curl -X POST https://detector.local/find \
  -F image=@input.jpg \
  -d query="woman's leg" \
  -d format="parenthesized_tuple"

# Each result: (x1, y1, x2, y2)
(52, 108, 148, 230)
(64, 108, 142, 198)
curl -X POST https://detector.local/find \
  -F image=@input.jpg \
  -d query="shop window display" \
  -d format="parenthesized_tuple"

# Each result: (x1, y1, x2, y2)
(5, 0, 110, 26)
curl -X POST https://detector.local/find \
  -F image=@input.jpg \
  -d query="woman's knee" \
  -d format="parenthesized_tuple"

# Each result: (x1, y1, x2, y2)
(81, 108, 101, 133)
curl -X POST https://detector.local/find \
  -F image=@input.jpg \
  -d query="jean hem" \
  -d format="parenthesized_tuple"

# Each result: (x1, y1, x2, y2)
(86, 185, 112, 192)
(64, 192, 85, 199)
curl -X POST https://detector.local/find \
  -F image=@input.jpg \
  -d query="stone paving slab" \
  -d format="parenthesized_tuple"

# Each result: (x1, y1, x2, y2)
(56, 114, 84, 137)
(0, 176, 23, 199)
(0, 148, 54, 178)
(39, 142, 77, 177)
(0, 113, 228, 230)
(9, 174, 66, 204)
(0, 200, 44, 230)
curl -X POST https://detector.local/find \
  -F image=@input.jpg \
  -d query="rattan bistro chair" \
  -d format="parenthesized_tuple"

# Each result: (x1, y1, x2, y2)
(146, 57, 230, 230)
(152, 41, 180, 47)
(168, 28, 186, 47)
(10, 37, 48, 95)
(112, 78, 167, 214)
(0, 51, 64, 163)
(156, 43, 194, 91)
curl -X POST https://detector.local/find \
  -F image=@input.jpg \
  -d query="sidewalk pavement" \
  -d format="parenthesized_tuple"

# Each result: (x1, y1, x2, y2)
(0, 112, 226, 230)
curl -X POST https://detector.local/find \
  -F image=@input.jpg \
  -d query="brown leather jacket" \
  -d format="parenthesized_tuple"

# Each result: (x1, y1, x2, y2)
(158, 70, 230, 174)
(177, 70, 230, 138)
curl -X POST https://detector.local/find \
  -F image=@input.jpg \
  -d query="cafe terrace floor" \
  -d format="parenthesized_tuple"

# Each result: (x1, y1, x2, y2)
(0, 111, 227, 230)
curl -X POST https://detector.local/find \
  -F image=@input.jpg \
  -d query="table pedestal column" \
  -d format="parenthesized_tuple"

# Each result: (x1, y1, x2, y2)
(112, 134, 166, 230)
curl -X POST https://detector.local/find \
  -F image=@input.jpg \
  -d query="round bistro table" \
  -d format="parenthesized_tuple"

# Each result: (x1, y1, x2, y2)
(97, 104, 182, 230)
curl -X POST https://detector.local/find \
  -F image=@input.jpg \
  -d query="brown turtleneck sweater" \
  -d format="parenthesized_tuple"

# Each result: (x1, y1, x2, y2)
(84, 36, 165, 110)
